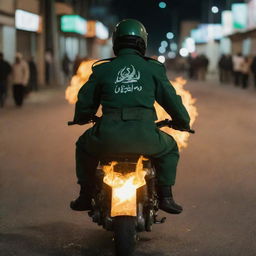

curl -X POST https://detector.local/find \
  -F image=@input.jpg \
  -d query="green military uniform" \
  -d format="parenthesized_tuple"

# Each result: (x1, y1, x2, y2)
(73, 48, 190, 187)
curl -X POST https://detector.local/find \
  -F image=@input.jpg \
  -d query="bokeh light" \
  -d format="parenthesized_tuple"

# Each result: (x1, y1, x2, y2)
(166, 32, 174, 39)
(158, 46, 166, 54)
(158, 55, 166, 63)
(167, 52, 176, 59)
(179, 48, 189, 57)
(211, 6, 219, 14)
(159, 2, 167, 9)
(161, 40, 168, 48)
(170, 42, 178, 51)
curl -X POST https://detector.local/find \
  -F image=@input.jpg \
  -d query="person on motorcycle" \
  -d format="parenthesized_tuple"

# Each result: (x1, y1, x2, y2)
(70, 19, 190, 214)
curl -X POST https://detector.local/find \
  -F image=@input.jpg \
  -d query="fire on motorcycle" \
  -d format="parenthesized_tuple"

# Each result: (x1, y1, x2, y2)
(68, 19, 195, 256)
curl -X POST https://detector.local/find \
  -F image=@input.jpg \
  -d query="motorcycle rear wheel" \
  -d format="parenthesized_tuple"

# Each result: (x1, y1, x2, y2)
(114, 216, 136, 256)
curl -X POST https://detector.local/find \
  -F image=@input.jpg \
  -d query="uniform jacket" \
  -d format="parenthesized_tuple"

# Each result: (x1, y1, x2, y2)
(74, 48, 190, 156)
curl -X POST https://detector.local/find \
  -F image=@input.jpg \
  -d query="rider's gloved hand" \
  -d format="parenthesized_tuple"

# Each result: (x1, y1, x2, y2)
(169, 121, 190, 131)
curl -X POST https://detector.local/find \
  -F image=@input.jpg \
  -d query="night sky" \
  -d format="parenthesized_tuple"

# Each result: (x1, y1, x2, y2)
(110, 0, 245, 54)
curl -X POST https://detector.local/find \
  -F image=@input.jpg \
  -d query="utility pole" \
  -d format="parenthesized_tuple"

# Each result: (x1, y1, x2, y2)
(226, 0, 232, 10)
(43, 0, 60, 86)
(208, 0, 214, 24)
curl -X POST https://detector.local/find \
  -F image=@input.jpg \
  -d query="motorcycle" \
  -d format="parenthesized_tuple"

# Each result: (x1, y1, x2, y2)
(68, 118, 194, 256)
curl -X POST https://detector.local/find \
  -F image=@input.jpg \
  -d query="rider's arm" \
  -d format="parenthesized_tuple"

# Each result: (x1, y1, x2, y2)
(73, 71, 101, 124)
(154, 64, 190, 129)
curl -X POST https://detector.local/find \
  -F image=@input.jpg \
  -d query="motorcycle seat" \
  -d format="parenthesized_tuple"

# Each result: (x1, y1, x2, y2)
(99, 154, 141, 165)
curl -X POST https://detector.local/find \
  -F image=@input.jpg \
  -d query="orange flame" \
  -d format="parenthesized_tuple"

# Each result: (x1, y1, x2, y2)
(155, 77, 198, 150)
(66, 61, 198, 216)
(103, 156, 146, 217)
(65, 61, 198, 149)
(65, 60, 97, 104)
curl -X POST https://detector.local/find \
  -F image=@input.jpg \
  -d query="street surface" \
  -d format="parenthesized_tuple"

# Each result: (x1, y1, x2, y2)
(1, 79, 256, 256)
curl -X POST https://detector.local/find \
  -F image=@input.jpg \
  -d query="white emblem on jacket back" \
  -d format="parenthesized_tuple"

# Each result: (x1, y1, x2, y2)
(115, 65, 140, 84)
(114, 65, 142, 94)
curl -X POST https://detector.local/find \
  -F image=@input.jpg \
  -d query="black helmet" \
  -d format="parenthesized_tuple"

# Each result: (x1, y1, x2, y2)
(112, 19, 148, 56)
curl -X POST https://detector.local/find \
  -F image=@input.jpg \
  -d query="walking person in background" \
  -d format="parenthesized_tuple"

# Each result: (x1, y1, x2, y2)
(232, 53, 244, 87)
(197, 54, 209, 81)
(62, 53, 71, 85)
(218, 54, 226, 83)
(250, 55, 256, 88)
(241, 57, 251, 89)
(0, 52, 11, 107)
(12, 53, 30, 107)
(225, 54, 233, 84)
(218, 54, 233, 84)
(28, 56, 38, 92)
(45, 50, 53, 85)
(187, 54, 196, 79)
(73, 54, 82, 75)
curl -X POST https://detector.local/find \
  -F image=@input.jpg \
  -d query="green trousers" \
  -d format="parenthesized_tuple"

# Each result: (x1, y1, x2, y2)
(75, 137, 179, 187)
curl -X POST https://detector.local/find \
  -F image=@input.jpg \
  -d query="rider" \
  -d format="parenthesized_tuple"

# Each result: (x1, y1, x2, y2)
(70, 19, 190, 214)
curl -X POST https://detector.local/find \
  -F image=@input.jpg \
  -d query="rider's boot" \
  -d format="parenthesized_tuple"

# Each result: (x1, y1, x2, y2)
(158, 186, 183, 214)
(70, 183, 92, 211)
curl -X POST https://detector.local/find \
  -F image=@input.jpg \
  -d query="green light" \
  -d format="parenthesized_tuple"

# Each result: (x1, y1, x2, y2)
(159, 2, 167, 9)
(61, 15, 87, 35)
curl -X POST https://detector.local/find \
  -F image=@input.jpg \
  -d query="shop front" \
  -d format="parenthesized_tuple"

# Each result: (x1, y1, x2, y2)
(59, 15, 87, 62)
(0, 13, 16, 63)
(15, 9, 41, 60)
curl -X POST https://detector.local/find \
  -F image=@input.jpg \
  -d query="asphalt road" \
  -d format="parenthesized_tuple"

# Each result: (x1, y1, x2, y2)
(1, 80, 256, 256)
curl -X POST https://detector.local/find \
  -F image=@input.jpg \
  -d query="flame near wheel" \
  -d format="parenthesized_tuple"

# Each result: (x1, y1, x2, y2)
(65, 59, 198, 234)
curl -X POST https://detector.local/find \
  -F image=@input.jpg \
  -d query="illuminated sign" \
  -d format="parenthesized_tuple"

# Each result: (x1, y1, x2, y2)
(184, 37, 195, 53)
(232, 3, 248, 29)
(15, 9, 40, 32)
(207, 24, 223, 40)
(248, 0, 256, 28)
(61, 15, 87, 35)
(191, 28, 207, 44)
(222, 11, 233, 36)
(96, 21, 109, 40)
(191, 24, 223, 43)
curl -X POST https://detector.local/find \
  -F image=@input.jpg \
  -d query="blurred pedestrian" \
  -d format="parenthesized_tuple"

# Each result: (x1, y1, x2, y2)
(45, 49, 53, 85)
(0, 52, 11, 107)
(28, 56, 38, 92)
(218, 54, 226, 83)
(225, 55, 233, 83)
(187, 54, 201, 80)
(73, 54, 82, 75)
(12, 53, 30, 107)
(250, 55, 256, 88)
(241, 57, 251, 89)
(62, 53, 71, 84)
(187, 54, 195, 79)
(218, 54, 233, 84)
(232, 53, 244, 86)
(197, 54, 209, 81)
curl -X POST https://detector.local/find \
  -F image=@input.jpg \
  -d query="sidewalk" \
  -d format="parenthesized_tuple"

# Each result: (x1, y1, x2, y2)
(0, 87, 66, 112)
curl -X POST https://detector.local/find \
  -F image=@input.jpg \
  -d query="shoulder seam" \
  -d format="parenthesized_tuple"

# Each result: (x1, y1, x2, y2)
(92, 57, 116, 68)
(143, 56, 164, 66)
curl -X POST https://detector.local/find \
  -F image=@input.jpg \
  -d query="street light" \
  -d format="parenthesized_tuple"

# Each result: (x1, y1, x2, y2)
(166, 32, 174, 40)
(170, 42, 178, 51)
(161, 40, 168, 48)
(168, 52, 176, 59)
(158, 55, 166, 63)
(179, 48, 189, 57)
(159, 2, 167, 9)
(211, 6, 219, 14)
(158, 46, 166, 54)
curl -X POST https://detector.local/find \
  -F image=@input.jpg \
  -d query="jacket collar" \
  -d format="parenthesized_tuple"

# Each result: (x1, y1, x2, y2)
(117, 48, 141, 56)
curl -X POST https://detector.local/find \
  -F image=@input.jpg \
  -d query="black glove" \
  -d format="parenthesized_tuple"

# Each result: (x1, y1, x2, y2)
(168, 121, 190, 131)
